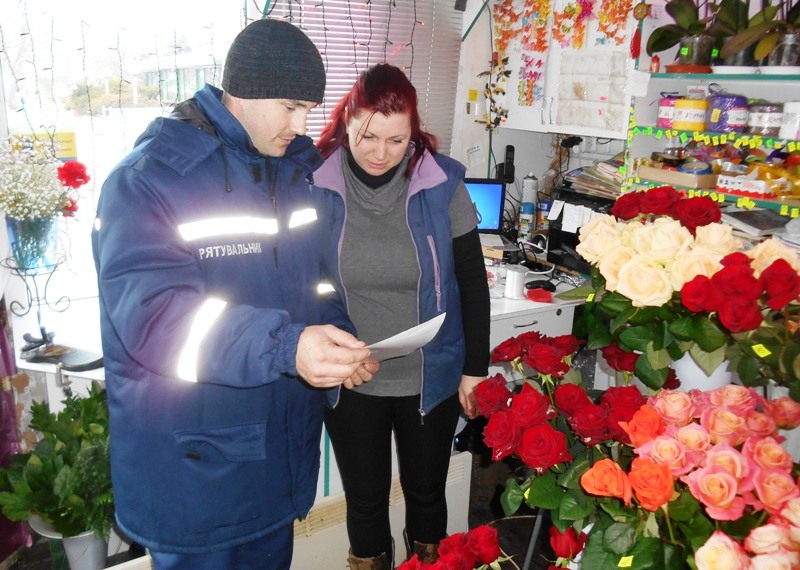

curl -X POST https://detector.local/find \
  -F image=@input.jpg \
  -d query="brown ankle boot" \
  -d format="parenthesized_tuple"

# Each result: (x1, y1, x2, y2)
(347, 550, 391, 570)
(403, 529, 439, 563)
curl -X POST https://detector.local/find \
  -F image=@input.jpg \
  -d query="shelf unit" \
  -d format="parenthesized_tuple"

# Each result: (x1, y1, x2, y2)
(624, 72, 800, 217)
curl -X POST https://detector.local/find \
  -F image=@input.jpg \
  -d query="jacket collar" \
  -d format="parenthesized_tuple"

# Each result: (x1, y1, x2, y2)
(315, 146, 447, 197)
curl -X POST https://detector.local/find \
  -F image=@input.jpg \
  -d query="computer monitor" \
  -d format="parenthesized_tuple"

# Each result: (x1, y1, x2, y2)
(464, 178, 506, 234)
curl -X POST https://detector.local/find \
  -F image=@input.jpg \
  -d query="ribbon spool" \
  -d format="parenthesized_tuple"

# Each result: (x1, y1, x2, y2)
(706, 88, 748, 133)
(657, 92, 681, 129)
(779, 102, 800, 139)
(673, 98, 708, 131)
(678, 161, 713, 175)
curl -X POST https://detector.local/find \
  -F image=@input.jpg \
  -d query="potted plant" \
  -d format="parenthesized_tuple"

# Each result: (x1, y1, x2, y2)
(0, 382, 113, 568)
(719, 0, 800, 64)
(646, 0, 721, 65)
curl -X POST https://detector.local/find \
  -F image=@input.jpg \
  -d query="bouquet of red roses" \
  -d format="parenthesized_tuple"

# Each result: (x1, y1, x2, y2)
(397, 524, 515, 570)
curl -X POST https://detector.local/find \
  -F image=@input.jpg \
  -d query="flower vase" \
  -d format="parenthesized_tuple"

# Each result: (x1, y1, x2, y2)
(28, 515, 107, 570)
(671, 353, 734, 392)
(5, 216, 59, 274)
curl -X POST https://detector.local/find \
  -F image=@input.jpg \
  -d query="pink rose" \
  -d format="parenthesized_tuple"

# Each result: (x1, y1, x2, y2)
(651, 390, 696, 426)
(745, 522, 793, 554)
(706, 443, 756, 494)
(779, 496, 800, 528)
(701, 407, 749, 447)
(695, 531, 751, 570)
(754, 468, 800, 515)
(761, 396, 800, 430)
(682, 464, 745, 520)
(708, 385, 758, 416)
(673, 423, 711, 467)
(746, 412, 779, 439)
(750, 550, 800, 570)
(635, 435, 693, 476)
(743, 436, 794, 472)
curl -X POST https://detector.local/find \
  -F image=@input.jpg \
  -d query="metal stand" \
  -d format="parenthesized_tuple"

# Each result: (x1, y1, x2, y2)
(1, 255, 70, 351)
(521, 506, 545, 570)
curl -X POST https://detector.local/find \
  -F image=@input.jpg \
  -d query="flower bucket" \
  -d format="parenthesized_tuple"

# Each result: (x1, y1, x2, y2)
(28, 515, 107, 570)
(671, 353, 734, 392)
(5, 215, 59, 273)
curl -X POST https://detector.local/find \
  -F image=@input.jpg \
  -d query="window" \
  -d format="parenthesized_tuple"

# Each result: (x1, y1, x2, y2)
(0, 1, 462, 352)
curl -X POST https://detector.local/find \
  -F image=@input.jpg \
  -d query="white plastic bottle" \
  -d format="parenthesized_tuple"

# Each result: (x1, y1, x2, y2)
(518, 172, 537, 241)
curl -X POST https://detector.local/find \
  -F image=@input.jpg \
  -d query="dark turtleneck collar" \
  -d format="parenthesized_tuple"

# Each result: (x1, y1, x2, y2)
(345, 147, 402, 189)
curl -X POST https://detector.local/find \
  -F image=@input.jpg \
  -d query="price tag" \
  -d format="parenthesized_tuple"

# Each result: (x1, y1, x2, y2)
(792, 208, 799, 218)
(587, 293, 595, 302)
(789, 141, 798, 152)
(752, 344, 772, 358)
(781, 205, 789, 216)
(618, 556, 634, 568)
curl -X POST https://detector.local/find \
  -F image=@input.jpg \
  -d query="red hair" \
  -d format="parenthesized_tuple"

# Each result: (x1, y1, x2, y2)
(317, 63, 438, 178)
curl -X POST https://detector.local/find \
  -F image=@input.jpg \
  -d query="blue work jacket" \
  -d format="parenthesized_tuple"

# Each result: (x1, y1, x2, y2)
(91, 85, 347, 553)
(314, 148, 467, 415)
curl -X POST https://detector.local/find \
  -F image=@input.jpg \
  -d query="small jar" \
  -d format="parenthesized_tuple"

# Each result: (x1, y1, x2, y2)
(747, 101, 784, 136)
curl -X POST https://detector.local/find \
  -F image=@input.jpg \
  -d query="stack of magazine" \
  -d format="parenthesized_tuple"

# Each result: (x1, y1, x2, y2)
(564, 152, 624, 200)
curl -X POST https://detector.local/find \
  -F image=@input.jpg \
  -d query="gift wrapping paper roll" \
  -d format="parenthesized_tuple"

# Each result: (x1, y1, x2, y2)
(657, 95, 680, 129)
(779, 101, 800, 139)
(706, 93, 749, 133)
(673, 98, 708, 131)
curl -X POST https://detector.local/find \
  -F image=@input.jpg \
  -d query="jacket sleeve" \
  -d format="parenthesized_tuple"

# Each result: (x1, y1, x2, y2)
(93, 166, 304, 389)
(453, 228, 490, 377)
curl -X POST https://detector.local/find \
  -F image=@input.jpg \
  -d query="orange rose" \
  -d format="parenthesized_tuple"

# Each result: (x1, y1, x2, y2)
(629, 457, 674, 512)
(580, 458, 632, 505)
(619, 405, 666, 447)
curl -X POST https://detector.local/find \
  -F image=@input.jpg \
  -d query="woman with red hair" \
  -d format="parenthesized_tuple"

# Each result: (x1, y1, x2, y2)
(314, 63, 490, 569)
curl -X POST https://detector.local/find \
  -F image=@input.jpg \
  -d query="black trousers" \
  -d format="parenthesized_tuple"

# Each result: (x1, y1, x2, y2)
(324, 389, 461, 560)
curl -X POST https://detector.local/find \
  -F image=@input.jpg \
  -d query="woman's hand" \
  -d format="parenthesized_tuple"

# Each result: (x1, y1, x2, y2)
(458, 374, 484, 419)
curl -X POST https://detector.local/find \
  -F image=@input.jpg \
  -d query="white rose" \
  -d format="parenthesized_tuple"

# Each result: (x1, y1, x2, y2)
(695, 223, 744, 257)
(668, 246, 724, 290)
(630, 218, 693, 264)
(618, 219, 643, 248)
(598, 245, 636, 291)
(576, 215, 621, 265)
(615, 254, 674, 307)
(747, 237, 800, 277)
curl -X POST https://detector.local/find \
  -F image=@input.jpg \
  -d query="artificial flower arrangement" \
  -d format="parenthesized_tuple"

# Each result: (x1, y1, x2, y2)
(478, 329, 800, 569)
(571, 185, 800, 401)
(0, 134, 89, 220)
(397, 524, 516, 570)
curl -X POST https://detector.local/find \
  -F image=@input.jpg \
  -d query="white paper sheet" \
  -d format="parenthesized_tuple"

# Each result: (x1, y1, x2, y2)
(366, 313, 446, 362)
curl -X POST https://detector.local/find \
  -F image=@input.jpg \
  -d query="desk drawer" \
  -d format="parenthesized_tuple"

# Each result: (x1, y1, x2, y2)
(490, 306, 575, 351)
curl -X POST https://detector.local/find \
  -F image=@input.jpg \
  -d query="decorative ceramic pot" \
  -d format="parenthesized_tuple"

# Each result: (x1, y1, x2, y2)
(4, 215, 59, 273)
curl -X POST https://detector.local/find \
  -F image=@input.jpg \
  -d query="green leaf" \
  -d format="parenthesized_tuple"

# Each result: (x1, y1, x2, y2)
(580, 530, 621, 570)
(599, 292, 633, 317)
(665, 0, 700, 30)
(634, 351, 669, 390)
(603, 521, 637, 555)
(556, 285, 595, 300)
(526, 472, 563, 510)
(645, 343, 672, 371)
(691, 317, 728, 352)
(560, 488, 596, 522)
(667, 489, 702, 522)
(687, 345, 726, 376)
(558, 453, 591, 489)
(667, 317, 694, 341)
(500, 478, 525, 516)
(619, 326, 655, 353)
(719, 20, 784, 58)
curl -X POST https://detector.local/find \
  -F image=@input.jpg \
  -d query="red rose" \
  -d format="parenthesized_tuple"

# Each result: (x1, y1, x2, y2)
(548, 334, 581, 356)
(718, 297, 763, 332)
(397, 556, 423, 570)
(639, 186, 681, 216)
(517, 423, 572, 472)
(474, 374, 512, 417)
(721, 252, 752, 266)
(569, 403, 611, 445)
(554, 383, 591, 417)
(516, 330, 543, 352)
(522, 343, 569, 378)
(761, 258, 800, 310)
(599, 385, 647, 411)
(57, 159, 90, 188)
(429, 552, 472, 570)
(601, 343, 639, 372)
(674, 195, 722, 232)
(510, 383, 555, 429)
(491, 337, 523, 363)
(465, 525, 501, 564)
(607, 406, 639, 443)
(482, 410, 520, 461)
(610, 190, 644, 220)
(549, 526, 587, 560)
(662, 368, 681, 390)
(711, 264, 762, 301)
(681, 275, 721, 312)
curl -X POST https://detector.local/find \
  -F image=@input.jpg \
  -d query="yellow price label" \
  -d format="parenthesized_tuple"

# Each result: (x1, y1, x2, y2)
(782, 205, 790, 216)
(587, 293, 595, 302)
(618, 556, 634, 568)
(752, 344, 772, 358)
(793, 208, 800, 219)
(468, 89, 479, 102)
(789, 141, 797, 152)
(720, 134, 728, 144)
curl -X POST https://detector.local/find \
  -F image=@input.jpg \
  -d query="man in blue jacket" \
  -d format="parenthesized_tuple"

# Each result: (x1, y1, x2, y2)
(91, 19, 374, 569)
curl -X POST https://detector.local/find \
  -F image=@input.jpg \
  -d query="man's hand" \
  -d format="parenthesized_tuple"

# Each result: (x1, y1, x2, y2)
(458, 375, 484, 419)
(296, 325, 373, 388)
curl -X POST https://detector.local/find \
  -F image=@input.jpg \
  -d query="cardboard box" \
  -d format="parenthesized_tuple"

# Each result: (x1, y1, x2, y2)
(636, 164, 718, 189)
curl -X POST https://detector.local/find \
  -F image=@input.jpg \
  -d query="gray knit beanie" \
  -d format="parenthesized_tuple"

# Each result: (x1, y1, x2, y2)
(222, 19, 326, 103)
